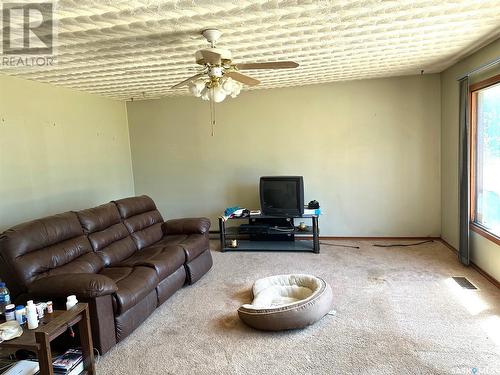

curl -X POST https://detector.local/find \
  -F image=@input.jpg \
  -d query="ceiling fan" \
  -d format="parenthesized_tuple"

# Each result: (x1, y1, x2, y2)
(170, 29, 299, 102)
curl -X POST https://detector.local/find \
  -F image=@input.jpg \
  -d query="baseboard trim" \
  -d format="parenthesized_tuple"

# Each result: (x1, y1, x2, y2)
(317, 236, 441, 241)
(439, 238, 500, 289)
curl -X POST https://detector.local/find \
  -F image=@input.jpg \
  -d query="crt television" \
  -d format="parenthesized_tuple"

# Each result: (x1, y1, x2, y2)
(260, 176, 304, 216)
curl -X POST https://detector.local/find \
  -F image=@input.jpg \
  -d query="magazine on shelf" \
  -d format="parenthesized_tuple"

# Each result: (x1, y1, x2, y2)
(53, 348, 82, 372)
(32, 348, 83, 375)
(56, 361, 84, 375)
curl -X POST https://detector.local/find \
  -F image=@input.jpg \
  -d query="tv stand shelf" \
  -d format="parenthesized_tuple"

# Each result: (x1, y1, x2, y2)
(219, 214, 319, 253)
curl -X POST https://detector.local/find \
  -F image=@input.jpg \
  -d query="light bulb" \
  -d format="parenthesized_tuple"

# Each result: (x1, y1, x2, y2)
(230, 82, 242, 98)
(195, 79, 206, 91)
(200, 87, 209, 100)
(188, 82, 200, 97)
(221, 77, 234, 94)
(212, 86, 226, 103)
(189, 79, 206, 97)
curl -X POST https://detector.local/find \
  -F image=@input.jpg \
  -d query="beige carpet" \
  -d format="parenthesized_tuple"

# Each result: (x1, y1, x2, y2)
(97, 240, 500, 375)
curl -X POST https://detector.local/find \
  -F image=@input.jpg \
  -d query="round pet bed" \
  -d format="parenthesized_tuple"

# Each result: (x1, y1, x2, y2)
(237, 274, 333, 331)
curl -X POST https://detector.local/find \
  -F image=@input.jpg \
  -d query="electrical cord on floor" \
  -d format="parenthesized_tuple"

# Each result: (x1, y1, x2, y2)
(372, 240, 434, 247)
(94, 348, 101, 365)
(319, 242, 360, 249)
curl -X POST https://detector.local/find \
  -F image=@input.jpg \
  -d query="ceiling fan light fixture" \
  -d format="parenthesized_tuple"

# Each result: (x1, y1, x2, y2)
(188, 78, 206, 97)
(230, 88, 241, 98)
(210, 86, 226, 103)
(220, 77, 242, 98)
(200, 86, 209, 101)
(231, 82, 242, 97)
(189, 76, 242, 102)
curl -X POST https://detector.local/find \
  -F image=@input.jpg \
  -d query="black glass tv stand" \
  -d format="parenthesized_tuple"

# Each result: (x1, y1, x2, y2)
(219, 213, 319, 253)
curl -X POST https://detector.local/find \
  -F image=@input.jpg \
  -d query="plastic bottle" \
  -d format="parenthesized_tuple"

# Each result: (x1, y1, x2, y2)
(4, 304, 15, 321)
(15, 305, 26, 325)
(66, 295, 78, 310)
(36, 303, 44, 319)
(0, 282, 11, 315)
(26, 300, 39, 330)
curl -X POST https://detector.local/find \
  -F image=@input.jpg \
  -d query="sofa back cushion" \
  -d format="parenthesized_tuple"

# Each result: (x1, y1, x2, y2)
(76, 203, 137, 267)
(113, 196, 164, 250)
(0, 212, 102, 296)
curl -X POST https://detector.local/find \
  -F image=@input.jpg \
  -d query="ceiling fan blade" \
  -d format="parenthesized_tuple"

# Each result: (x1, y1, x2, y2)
(170, 73, 205, 89)
(201, 50, 222, 65)
(225, 71, 260, 86)
(235, 61, 299, 70)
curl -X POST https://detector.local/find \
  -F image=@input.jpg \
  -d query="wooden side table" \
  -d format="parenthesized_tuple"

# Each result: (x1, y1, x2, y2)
(0, 303, 95, 375)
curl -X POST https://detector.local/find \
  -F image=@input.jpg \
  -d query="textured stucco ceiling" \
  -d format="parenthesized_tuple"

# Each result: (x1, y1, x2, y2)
(1, 0, 499, 101)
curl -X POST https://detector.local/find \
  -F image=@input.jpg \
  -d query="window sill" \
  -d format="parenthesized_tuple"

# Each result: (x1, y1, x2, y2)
(470, 223, 500, 246)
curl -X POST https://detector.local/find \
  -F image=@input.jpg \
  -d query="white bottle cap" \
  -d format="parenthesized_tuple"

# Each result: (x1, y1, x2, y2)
(27, 300, 34, 306)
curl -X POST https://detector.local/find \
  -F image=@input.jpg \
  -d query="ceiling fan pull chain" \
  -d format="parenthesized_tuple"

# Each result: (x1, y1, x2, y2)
(210, 93, 216, 136)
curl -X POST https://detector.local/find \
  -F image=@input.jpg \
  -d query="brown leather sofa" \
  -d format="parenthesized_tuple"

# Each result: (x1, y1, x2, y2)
(0, 195, 212, 354)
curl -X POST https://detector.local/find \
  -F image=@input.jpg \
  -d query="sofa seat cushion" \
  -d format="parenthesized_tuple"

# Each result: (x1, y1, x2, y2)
(156, 234, 209, 262)
(115, 246, 185, 281)
(99, 266, 158, 314)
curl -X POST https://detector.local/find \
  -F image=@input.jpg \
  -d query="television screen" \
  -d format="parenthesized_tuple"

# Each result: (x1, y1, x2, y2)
(263, 180, 298, 209)
(260, 176, 304, 216)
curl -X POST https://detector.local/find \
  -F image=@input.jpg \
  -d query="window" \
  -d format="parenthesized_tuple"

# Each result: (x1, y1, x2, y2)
(470, 74, 500, 243)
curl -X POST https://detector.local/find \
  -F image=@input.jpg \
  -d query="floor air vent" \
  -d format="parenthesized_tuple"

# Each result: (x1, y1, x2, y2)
(452, 277, 477, 290)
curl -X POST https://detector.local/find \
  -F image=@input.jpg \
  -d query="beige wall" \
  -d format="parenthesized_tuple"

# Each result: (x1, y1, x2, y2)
(0, 75, 134, 230)
(440, 38, 500, 281)
(127, 74, 441, 237)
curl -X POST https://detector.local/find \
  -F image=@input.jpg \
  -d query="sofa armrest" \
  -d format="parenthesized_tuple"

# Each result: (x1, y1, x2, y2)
(28, 273, 117, 299)
(162, 217, 211, 235)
